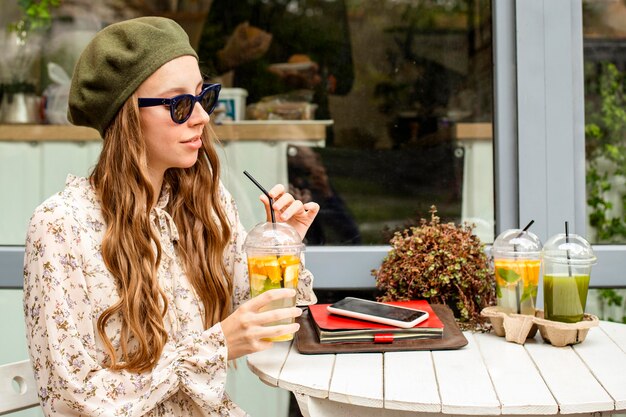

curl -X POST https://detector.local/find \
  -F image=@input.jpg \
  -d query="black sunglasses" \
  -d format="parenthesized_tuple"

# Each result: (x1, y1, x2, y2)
(138, 83, 221, 124)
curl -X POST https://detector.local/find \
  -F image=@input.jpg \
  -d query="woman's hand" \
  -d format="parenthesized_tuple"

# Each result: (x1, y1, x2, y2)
(220, 289, 302, 360)
(260, 184, 320, 240)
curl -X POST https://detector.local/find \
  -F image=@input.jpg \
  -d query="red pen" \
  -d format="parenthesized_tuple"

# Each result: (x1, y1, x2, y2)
(374, 334, 394, 343)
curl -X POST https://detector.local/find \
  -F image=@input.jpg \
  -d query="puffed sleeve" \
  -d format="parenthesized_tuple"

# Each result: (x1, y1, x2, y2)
(218, 182, 316, 310)
(23, 197, 239, 416)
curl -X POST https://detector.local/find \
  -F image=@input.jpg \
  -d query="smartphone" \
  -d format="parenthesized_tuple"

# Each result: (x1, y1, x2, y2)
(326, 297, 429, 328)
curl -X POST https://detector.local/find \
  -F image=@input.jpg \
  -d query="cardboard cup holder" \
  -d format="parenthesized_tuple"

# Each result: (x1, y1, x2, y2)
(481, 306, 598, 347)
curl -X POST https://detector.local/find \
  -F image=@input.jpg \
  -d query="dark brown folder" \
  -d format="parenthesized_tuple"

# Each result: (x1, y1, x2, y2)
(295, 303, 468, 354)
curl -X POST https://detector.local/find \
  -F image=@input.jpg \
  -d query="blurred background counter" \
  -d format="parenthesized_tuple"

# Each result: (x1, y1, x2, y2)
(0, 120, 331, 245)
(453, 122, 493, 243)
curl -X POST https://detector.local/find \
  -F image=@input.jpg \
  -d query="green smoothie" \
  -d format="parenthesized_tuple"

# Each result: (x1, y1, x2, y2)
(543, 274, 590, 323)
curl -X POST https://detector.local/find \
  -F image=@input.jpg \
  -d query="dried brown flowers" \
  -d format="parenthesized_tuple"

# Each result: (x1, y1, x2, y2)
(373, 206, 496, 330)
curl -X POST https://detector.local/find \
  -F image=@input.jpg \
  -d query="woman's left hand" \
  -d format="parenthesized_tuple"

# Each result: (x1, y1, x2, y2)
(260, 184, 320, 240)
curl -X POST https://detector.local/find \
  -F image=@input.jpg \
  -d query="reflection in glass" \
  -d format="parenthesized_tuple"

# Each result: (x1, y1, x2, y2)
(582, 0, 626, 326)
(0, 0, 495, 247)
(583, 0, 626, 244)
(333, 0, 494, 244)
(200, 0, 495, 245)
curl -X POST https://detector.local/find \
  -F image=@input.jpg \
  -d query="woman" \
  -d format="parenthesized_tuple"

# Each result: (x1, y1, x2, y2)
(23, 17, 319, 416)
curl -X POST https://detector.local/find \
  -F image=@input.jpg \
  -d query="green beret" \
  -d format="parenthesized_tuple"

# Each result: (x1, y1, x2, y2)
(68, 17, 199, 137)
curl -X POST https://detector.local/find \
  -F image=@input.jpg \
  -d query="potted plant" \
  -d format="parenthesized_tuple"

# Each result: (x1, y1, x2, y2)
(372, 206, 495, 330)
(0, 0, 59, 123)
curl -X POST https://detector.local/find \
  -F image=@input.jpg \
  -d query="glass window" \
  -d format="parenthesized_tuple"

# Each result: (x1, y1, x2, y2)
(582, 0, 626, 323)
(582, 0, 626, 245)
(0, 0, 495, 247)
(200, 0, 495, 245)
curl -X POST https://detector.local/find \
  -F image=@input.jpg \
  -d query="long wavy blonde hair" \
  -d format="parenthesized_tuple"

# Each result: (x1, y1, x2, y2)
(91, 94, 232, 372)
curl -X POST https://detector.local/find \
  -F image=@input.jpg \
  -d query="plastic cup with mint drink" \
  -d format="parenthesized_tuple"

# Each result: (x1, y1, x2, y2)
(492, 228, 542, 315)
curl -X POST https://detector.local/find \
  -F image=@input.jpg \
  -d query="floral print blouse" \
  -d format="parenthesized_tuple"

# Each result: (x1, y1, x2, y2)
(23, 175, 316, 416)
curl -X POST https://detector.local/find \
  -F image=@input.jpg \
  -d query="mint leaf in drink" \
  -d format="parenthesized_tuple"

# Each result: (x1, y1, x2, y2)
(520, 284, 537, 303)
(497, 267, 520, 284)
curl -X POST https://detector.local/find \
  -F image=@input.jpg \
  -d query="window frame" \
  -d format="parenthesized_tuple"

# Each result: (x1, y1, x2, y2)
(1, 0, 625, 290)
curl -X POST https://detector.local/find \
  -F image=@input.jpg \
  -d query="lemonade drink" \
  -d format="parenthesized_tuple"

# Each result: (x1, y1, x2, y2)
(492, 228, 542, 315)
(247, 254, 301, 341)
(494, 258, 540, 315)
(244, 222, 304, 342)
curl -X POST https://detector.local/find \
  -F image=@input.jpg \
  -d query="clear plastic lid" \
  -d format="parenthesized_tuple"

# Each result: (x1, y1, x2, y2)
(243, 222, 304, 254)
(492, 228, 542, 258)
(542, 233, 597, 265)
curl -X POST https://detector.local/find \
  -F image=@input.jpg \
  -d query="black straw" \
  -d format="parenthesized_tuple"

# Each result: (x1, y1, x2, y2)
(565, 221, 572, 276)
(511, 220, 534, 314)
(244, 170, 276, 223)
(518, 219, 535, 236)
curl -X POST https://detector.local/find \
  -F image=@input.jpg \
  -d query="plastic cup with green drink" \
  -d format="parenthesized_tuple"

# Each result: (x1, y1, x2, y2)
(542, 227, 596, 323)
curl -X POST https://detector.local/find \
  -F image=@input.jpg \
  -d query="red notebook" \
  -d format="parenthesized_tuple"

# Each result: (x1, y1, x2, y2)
(308, 300, 444, 344)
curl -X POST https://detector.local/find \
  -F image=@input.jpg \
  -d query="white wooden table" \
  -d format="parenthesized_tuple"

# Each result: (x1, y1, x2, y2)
(247, 321, 626, 417)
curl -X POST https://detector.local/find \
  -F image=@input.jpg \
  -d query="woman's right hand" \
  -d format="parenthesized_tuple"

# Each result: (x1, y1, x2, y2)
(220, 288, 302, 360)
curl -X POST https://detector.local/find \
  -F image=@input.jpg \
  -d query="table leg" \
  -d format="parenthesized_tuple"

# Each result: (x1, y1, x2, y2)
(293, 392, 312, 417)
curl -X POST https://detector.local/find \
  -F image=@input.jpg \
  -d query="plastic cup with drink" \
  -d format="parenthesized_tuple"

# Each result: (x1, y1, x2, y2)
(244, 221, 303, 341)
(542, 224, 596, 323)
(242, 170, 304, 342)
(492, 224, 542, 315)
